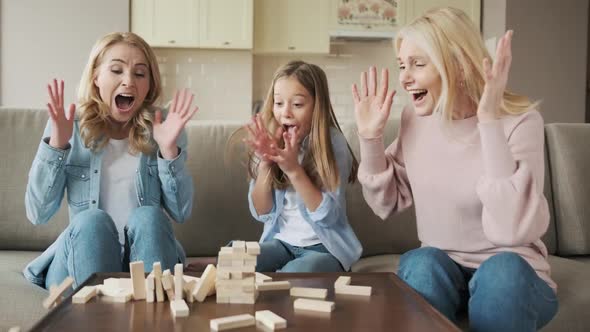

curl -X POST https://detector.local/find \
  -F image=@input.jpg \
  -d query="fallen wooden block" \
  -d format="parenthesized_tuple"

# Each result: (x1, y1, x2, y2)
(255, 272, 272, 283)
(290, 287, 328, 299)
(170, 299, 189, 318)
(210, 314, 255, 331)
(43, 276, 74, 309)
(256, 281, 291, 291)
(193, 264, 216, 302)
(335, 285, 372, 297)
(334, 276, 351, 287)
(183, 280, 197, 303)
(255, 310, 287, 330)
(130, 261, 146, 300)
(72, 286, 97, 304)
(146, 275, 155, 303)
(293, 298, 335, 313)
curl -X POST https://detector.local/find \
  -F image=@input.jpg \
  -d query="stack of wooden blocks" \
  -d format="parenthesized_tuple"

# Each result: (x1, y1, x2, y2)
(215, 240, 260, 304)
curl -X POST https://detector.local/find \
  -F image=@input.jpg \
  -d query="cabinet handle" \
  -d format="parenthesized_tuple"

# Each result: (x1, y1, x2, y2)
(223, 41, 230, 45)
(288, 46, 295, 50)
(168, 40, 176, 44)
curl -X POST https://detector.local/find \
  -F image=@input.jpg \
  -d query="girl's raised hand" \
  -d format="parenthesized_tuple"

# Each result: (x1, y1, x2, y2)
(352, 66, 396, 138)
(244, 113, 283, 166)
(266, 127, 300, 177)
(478, 30, 513, 122)
(154, 88, 198, 159)
(47, 79, 76, 149)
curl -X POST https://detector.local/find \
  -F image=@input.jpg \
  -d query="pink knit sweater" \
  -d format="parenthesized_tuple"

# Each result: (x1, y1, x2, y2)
(358, 107, 555, 290)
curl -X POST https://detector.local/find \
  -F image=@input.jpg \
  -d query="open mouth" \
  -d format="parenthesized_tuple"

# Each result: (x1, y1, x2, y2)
(115, 93, 135, 112)
(283, 124, 297, 133)
(410, 89, 428, 103)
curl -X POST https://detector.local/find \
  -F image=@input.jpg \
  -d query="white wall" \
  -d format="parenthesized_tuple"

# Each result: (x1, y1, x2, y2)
(0, 0, 129, 108)
(482, 0, 588, 124)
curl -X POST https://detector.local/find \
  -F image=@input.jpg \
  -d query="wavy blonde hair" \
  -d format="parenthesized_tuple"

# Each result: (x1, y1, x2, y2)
(77, 32, 161, 153)
(233, 61, 358, 192)
(395, 7, 537, 122)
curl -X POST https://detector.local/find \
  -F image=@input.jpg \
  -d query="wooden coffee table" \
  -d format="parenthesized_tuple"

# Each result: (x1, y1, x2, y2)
(30, 272, 459, 331)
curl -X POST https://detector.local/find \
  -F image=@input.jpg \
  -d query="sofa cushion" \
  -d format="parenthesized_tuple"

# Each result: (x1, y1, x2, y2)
(545, 123, 590, 255)
(0, 251, 48, 331)
(0, 109, 69, 251)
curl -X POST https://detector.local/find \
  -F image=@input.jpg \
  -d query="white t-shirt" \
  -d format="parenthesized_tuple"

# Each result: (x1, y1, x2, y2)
(274, 149, 321, 247)
(99, 138, 139, 250)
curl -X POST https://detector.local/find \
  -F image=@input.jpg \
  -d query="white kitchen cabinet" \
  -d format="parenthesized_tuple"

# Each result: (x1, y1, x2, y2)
(330, 0, 400, 33)
(131, 0, 253, 49)
(254, 0, 330, 54)
(199, 0, 253, 49)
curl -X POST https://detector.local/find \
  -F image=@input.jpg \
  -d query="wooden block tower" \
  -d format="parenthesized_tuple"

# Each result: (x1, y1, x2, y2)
(215, 240, 260, 304)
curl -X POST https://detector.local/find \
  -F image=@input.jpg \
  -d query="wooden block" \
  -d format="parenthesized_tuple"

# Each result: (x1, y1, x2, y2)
(232, 240, 246, 253)
(210, 314, 255, 331)
(193, 264, 217, 302)
(7, 327, 20, 332)
(43, 276, 74, 309)
(146, 276, 155, 303)
(256, 281, 291, 291)
(161, 270, 173, 290)
(102, 290, 133, 303)
(255, 310, 287, 330)
(183, 275, 200, 283)
(174, 263, 184, 301)
(170, 299, 189, 317)
(255, 272, 272, 283)
(246, 241, 260, 255)
(183, 280, 196, 303)
(335, 285, 372, 296)
(293, 298, 335, 313)
(219, 246, 233, 253)
(130, 261, 146, 300)
(153, 262, 165, 302)
(290, 287, 328, 299)
(72, 286, 97, 304)
(334, 276, 351, 287)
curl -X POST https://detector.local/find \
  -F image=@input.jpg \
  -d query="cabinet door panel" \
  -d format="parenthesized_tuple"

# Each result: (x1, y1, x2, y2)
(402, 0, 480, 28)
(152, 0, 199, 47)
(287, 0, 330, 54)
(200, 0, 253, 49)
(254, 0, 289, 53)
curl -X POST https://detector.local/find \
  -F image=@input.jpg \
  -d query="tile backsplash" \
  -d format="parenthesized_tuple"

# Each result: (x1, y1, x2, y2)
(154, 48, 253, 122)
(154, 40, 406, 123)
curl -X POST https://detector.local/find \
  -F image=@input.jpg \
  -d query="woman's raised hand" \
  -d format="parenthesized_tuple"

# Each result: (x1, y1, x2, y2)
(352, 66, 396, 138)
(244, 113, 283, 167)
(478, 30, 513, 122)
(47, 79, 76, 149)
(154, 88, 199, 159)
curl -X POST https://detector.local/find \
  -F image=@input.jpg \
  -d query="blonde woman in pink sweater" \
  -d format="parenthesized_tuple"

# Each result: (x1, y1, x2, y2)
(352, 7, 557, 332)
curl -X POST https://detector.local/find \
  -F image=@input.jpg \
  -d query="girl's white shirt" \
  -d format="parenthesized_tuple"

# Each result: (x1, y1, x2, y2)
(274, 147, 321, 247)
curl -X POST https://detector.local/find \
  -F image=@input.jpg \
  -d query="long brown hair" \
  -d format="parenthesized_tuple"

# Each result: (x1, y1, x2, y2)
(77, 32, 162, 153)
(237, 60, 358, 191)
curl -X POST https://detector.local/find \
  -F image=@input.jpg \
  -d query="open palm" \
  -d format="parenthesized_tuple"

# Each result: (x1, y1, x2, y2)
(47, 79, 76, 149)
(244, 113, 283, 164)
(153, 89, 198, 159)
(352, 67, 396, 138)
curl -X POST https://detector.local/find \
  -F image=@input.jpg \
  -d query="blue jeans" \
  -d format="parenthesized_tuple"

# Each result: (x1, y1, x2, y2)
(45, 206, 184, 289)
(398, 247, 558, 332)
(256, 239, 344, 272)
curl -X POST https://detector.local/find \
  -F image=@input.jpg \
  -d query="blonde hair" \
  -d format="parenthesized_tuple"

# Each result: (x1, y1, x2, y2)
(395, 7, 536, 122)
(237, 61, 358, 192)
(77, 32, 161, 153)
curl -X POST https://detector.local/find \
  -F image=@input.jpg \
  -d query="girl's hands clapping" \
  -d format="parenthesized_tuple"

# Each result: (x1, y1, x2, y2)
(266, 127, 301, 177)
(47, 79, 76, 149)
(244, 113, 283, 168)
(154, 88, 198, 159)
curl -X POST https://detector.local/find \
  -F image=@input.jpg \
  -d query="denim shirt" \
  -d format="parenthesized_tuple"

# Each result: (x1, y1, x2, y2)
(247, 127, 362, 271)
(23, 116, 194, 286)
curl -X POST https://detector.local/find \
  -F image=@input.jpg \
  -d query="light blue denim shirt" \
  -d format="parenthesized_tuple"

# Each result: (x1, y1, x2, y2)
(247, 127, 362, 271)
(23, 114, 194, 286)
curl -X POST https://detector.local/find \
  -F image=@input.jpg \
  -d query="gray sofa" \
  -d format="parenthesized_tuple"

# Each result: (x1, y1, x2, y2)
(1, 108, 588, 331)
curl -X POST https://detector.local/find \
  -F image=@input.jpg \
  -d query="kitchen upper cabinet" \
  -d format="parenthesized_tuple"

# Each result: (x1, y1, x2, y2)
(254, 0, 330, 54)
(199, 0, 253, 49)
(399, 0, 480, 28)
(132, 0, 199, 48)
(330, 0, 400, 33)
(131, 0, 253, 49)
